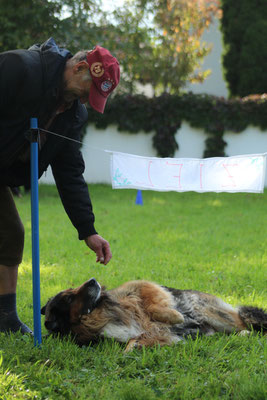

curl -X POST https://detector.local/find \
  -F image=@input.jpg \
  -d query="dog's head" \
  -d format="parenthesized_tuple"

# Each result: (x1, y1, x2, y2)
(41, 278, 102, 336)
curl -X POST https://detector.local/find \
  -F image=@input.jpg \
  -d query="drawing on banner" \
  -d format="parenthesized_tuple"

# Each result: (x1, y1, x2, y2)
(112, 168, 132, 186)
(109, 152, 266, 193)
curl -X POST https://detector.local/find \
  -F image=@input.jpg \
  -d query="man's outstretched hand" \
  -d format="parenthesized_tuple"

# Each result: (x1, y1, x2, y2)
(84, 234, 112, 265)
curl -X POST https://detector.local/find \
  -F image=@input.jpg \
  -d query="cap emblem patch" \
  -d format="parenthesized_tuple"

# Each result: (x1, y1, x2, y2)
(91, 62, 104, 77)
(101, 80, 113, 92)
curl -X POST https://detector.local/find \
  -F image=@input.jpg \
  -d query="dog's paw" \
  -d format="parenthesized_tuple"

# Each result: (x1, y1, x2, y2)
(238, 330, 251, 336)
(165, 310, 184, 325)
(124, 339, 139, 353)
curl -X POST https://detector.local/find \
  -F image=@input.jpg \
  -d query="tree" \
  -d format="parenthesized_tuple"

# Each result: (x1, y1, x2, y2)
(0, 0, 61, 51)
(221, 0, 267, 97)
(106, 0, 221, 94)
(0, 0, 221, 96)
(0, 0, 101, 53)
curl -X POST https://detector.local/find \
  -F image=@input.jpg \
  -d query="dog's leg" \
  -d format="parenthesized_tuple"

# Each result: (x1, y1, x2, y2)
(146, 304, 184, 324)
(124, 332, 174, 352)
(139, 283, 184, 324)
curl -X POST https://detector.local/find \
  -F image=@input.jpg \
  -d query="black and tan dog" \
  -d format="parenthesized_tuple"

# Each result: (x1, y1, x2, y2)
(41, 278, 267, 351)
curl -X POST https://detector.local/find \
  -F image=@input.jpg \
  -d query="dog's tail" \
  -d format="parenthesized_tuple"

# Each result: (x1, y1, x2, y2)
(238, 306, 267, 333)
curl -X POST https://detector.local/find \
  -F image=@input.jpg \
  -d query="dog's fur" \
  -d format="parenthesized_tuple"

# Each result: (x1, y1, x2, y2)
(41, 278, 267, 351)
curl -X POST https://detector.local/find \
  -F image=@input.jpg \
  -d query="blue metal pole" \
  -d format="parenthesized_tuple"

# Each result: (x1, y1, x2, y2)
(30, 117, 42, 346)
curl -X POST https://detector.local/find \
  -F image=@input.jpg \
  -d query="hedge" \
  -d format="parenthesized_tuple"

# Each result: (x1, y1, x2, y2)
(86, 92, 267, 158)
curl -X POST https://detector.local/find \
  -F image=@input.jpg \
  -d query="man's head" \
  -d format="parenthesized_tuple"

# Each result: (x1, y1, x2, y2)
(63, 46, 120, 113)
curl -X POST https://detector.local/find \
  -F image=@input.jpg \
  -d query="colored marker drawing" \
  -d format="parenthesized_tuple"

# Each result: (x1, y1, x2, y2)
(111, 152, 266, 193)
(251, 157, 263, 168)
(113, 168, 132, 186)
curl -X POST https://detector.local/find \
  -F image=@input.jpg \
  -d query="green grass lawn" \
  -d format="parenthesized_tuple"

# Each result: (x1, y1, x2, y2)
(0, 185, 266, 400)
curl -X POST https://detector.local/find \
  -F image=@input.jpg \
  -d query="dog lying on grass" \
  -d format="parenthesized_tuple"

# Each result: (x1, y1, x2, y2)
(41, 278, 267, 351)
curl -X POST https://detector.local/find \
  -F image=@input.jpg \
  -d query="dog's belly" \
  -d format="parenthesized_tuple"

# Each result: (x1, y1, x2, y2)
(101, 321, 143, 342)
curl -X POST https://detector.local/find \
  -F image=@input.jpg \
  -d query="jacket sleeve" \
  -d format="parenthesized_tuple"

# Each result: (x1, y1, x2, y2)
(50, 105, 98, 240)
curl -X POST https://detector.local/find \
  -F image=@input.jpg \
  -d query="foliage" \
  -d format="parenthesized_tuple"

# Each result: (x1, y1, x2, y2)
(60, 0, 222, 95)
(0, 0, 102, 53)
(53, 0, 104, 52)
(0, 0, 62, 51)
(108, 0, 221, 94)
(0, 0, 220, 95)
(0, 184, 266, 399)
(87, 92, 267, 157)
(238, 19, 267, 97)
(86, 7, 155, 94)
(221, 0, 267, 97)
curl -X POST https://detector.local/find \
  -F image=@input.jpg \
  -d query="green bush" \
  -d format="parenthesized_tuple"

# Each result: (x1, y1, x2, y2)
(238, 19, 267, 97)
(221, 0, 267, 97)
(87, 92, 267, 158)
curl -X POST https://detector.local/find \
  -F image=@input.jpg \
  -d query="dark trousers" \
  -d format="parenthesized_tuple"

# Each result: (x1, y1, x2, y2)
(0, 186, 24, 266)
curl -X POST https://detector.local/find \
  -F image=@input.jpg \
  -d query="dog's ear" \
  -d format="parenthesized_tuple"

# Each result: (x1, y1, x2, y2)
(41, 304, 47, 315)
(43, 295, 73, 335)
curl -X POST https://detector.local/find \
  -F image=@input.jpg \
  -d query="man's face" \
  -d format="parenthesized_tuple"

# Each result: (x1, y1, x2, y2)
(63, 74, 92, 105)
(63, 62, 92, 105)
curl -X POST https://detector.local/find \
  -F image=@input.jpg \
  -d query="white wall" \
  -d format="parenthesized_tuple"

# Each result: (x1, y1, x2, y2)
(39, 123, 267, 187)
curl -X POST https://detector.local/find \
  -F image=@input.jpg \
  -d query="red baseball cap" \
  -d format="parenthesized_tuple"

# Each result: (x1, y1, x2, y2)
(86, 46, 120, 113)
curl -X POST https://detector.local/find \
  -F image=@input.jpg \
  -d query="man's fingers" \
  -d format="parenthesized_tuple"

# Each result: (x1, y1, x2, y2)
(102, 242, 112, 265)
(95, 245, 105, 263)
(96, 242, 112, 265)
(86, 234, 112, 265)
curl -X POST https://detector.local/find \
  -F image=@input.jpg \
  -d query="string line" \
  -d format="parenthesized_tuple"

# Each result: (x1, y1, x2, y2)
(40, 128, 106, 152)
(39, 128, 267, 157)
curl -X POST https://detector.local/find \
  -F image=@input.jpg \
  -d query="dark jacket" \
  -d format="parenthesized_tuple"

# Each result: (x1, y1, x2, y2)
(0, 38, 97, 239)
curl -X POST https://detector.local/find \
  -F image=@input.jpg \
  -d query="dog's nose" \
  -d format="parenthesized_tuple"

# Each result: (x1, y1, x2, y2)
(87, 278, 97, 286)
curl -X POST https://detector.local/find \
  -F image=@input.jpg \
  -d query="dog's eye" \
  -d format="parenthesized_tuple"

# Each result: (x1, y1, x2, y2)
(66, 295, 74, 304)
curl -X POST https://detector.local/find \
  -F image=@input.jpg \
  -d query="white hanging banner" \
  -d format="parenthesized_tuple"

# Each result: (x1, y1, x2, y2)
(109, 152, 267, 193)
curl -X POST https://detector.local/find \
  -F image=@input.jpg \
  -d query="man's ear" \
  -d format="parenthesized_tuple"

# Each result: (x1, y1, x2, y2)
(73, 61, 90, 74)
